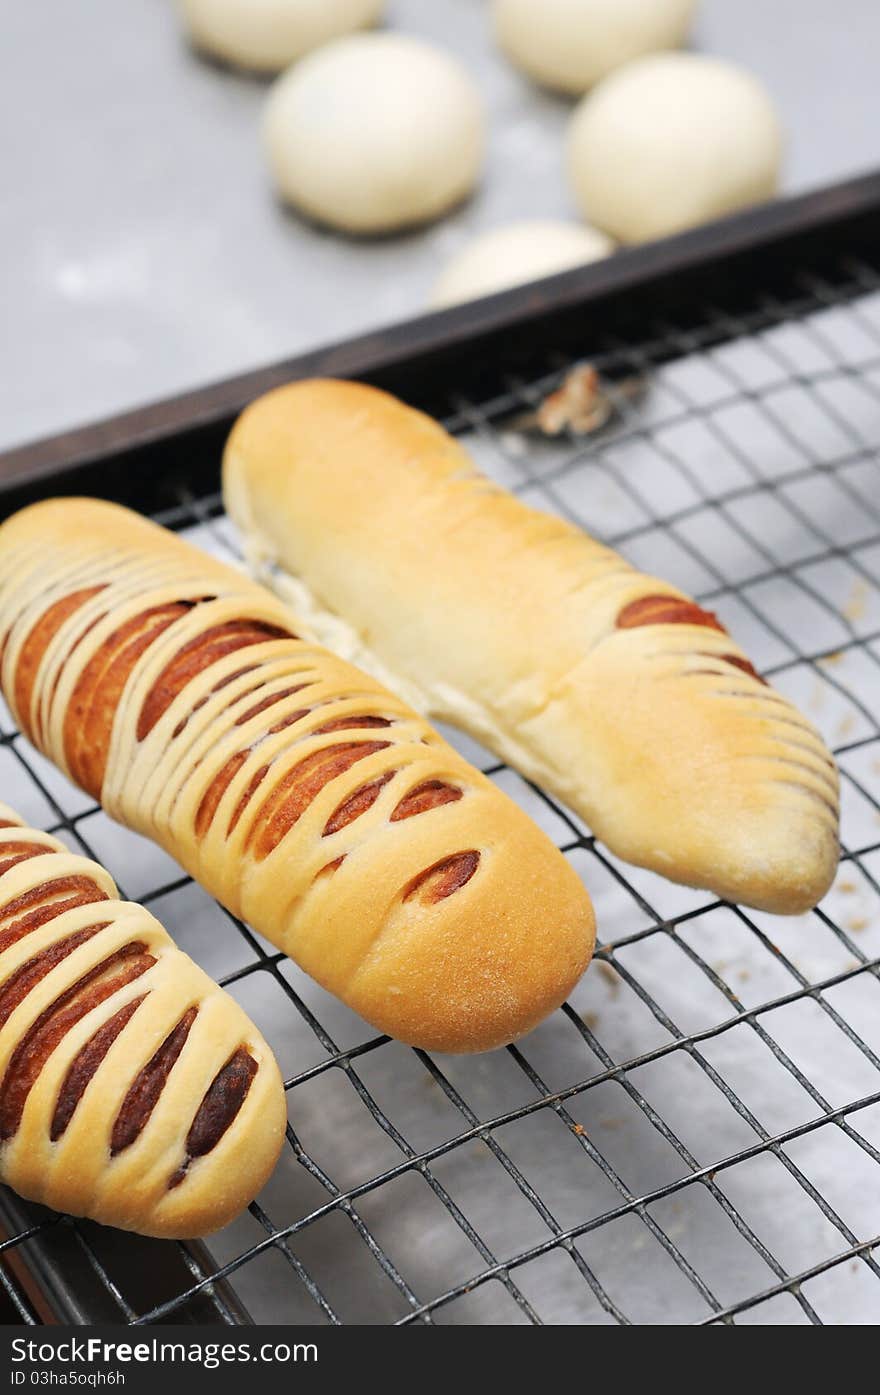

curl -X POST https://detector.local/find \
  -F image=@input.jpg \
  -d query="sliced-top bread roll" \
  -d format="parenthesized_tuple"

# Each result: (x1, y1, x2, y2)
(0, 803, 285, 1237)
(223, 378, 840, 915)
(0, 501, 594, 1054)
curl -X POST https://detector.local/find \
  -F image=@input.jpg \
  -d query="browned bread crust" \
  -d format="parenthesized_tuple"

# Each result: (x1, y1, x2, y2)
(0, 500, 595, 1053)
(0, 802, 285, 1237)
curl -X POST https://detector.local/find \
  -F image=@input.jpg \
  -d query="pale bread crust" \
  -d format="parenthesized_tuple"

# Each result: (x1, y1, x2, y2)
(0, 803, 285, 1237)
(222, 378, 839, 915)
(0, 502, 594, 1054)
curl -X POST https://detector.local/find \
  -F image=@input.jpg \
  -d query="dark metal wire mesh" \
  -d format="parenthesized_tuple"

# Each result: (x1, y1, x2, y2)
(2, 253, 880, 1325)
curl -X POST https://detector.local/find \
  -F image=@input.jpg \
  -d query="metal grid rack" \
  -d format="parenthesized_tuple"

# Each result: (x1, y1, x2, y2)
(1, 248, 880, 1326)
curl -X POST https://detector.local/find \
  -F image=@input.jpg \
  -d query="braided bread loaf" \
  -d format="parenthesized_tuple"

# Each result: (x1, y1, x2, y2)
(0, 803, 285, 1236)
(223, 378, 840, 915)
(0, 500, 594, 1054)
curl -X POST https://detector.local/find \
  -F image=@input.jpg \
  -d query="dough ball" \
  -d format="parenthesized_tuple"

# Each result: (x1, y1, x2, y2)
(179, 0, 386, 73)
(430, 221, 613, 308)
(567, 54, 783, 244)
(263, 34, 485, 234)
(493, 0, 697, 95)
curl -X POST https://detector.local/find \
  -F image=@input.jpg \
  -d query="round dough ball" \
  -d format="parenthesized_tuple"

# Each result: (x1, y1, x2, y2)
(493, 0, 697, 95)
(179, 0, 386, 73)
(263, 34, 485, 234)
(430, 221, 613, 308)
(567, 54, 783, 244)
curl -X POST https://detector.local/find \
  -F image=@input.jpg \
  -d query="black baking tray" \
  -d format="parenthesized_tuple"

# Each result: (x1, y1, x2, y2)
(2, 169, 879, 512)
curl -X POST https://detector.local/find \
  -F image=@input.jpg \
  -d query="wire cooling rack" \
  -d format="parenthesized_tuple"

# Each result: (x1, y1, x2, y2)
(1, 251, 880, 1327)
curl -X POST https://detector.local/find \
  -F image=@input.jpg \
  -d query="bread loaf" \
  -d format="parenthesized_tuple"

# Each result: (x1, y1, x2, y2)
(0, 500, 594, 1053)
(0, 802, 285, 1237)
(223, 378, 840, 915)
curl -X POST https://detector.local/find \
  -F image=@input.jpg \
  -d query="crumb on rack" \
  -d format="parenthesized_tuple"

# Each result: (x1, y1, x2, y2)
(537, 366, 608, 436)
(595, 960, 620, 993)
(843, 579, 869, 623)
(847, 916, 869, 933)
(499, 430, 527, 458)
(529, 365, 646, 437)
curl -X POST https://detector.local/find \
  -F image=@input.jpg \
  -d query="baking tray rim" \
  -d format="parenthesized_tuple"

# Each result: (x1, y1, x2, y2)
(3, 166, 880, 499)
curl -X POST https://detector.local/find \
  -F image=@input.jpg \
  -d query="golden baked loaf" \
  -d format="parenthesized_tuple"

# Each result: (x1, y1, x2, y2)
(223, 378, 840, 915)
(0, 802, 285, 1237)
(0, 500, 594, 1053)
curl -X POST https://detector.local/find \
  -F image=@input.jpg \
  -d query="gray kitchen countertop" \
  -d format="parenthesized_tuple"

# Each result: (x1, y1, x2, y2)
(2, 0, 879, 453)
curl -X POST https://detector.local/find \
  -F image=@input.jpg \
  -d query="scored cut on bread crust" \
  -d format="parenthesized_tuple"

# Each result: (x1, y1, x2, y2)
(0, 802, 285, 1237)
(222, 377, 840, 915)
(0, 500, 595, 1054)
